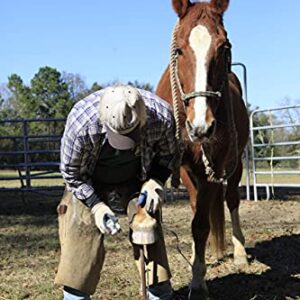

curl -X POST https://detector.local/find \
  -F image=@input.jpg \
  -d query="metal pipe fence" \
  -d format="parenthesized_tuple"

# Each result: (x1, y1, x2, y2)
(1, 83, 299, 201)
(0, 118, 65, 192)
(232, 62, 251, 200)
(250, 104, 300, 200)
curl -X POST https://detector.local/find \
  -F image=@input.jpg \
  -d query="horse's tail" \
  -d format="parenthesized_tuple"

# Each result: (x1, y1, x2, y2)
(209, 183, 225, 257)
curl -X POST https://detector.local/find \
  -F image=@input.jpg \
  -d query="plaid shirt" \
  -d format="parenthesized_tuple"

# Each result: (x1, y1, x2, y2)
(60, 88, 179, 207)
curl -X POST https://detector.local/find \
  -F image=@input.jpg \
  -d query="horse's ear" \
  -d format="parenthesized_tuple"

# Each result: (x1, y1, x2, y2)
(210, 0, 229, 14)
(172, 0, 191, 17)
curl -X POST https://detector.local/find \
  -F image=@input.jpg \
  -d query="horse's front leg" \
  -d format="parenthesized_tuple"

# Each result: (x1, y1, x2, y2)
(189, 209, 209, 299)
(180, 167, 197, 214)
(226, 159, 248, 266)
(189, 182, 219, 300)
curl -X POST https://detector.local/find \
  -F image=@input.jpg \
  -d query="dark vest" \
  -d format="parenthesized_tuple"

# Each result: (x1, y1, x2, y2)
(91, 141, 142, 213)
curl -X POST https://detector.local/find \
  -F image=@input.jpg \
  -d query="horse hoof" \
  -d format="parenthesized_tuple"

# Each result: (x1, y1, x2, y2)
(188, 288, 209, 300)
(234, 255, 248, 267)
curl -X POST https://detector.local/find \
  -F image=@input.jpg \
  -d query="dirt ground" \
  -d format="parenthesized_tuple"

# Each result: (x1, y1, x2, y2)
(0, 191, 299, 300)
(200, 199, 300, 300)
(160, 197, 300, 300)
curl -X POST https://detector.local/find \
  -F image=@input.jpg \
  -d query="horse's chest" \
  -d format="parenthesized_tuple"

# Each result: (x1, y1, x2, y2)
(181, 145, 205, 175)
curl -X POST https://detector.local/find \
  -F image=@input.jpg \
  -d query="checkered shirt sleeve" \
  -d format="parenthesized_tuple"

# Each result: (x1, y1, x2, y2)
(60, 91, 104, 206)
(138, 89, 179, 176)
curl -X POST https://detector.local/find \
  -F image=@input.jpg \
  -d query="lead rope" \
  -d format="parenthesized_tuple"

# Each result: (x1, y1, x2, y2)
(163, 225, 193, 268)
(170, 20, 183, 188)
(170, 19, 181, 140)
(168, 23, 194, 286)
(202, 84, 239, 184)
(169, 21, 198, 274)
(202, 61, 238, 183)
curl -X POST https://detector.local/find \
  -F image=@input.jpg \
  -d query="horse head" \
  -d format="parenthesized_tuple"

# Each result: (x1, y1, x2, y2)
(171, 0, 232, 142)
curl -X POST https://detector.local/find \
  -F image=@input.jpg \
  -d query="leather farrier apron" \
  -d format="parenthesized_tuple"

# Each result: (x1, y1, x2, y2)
(55, 141, 143, 294)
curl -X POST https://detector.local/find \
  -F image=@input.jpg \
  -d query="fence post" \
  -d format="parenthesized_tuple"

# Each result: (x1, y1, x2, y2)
(22, 120, 31, 188)
(232, 62, 250, 200)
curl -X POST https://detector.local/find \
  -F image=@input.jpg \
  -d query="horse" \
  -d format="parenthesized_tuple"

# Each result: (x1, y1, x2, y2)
(156, 0, 249, 298)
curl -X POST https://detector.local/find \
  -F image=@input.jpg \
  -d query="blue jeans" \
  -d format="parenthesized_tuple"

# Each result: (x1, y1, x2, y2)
(63, 282, 172, 300)
(147, 281, 173, 300)
(63, 287, 91, 300)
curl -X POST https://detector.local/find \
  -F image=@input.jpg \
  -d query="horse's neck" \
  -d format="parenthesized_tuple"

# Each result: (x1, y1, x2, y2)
(216, 82, 234, 130)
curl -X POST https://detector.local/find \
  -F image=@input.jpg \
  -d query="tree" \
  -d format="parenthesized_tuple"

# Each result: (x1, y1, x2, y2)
(0, 89, 5, 111)
(6, 74, 31, 118)
(127, 80, 154, 92)
(30, 66, 71, 119)
(62, 72, 90, 102)
(0, 66, 159, 167)
(249, 100, 300, 169)
(247, 104, 281, 168)
(277, 98, 300, 168)
(90, 82, 103, 93)
(0, 84, 12, 110)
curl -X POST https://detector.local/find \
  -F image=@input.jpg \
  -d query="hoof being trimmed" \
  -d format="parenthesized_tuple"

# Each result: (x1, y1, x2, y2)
(234, 255, 248, 267)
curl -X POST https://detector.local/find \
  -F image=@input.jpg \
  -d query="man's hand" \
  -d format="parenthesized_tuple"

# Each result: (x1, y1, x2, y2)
(91, 202, 121, 235)
(140, 179, 164, 214)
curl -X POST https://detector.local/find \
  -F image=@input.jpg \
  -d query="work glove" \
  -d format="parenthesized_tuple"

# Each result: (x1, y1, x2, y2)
(91, 202, 121, 235)
(140, 179, 164, 214)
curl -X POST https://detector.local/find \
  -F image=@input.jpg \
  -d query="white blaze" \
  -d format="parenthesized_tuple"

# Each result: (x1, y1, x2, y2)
(189, 25, 212, 128)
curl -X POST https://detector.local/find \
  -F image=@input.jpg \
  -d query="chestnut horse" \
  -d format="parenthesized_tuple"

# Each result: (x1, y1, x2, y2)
(156, 0, 249, 298)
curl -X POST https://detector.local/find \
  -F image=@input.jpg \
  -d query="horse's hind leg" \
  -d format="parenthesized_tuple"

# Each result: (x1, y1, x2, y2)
(226, 159, 248, 266)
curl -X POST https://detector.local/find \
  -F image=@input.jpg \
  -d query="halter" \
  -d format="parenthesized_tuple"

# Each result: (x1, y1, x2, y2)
(172, 48, 222, 108)
(169, 20, 238, 183)
(170, 21, 232, 113)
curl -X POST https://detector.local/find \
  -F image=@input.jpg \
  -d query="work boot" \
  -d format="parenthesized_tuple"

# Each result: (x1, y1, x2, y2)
(63, 286, 91, 300)
(146, 281, 173, 300)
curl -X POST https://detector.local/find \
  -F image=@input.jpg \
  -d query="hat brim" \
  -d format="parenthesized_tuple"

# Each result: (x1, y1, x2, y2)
(106, 127, 136, 150)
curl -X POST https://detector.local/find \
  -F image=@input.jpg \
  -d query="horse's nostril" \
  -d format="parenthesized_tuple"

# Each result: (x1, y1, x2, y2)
(186, 120, 194, 131)
(205, 120, 216, 138)
(211, 120, 216, 131)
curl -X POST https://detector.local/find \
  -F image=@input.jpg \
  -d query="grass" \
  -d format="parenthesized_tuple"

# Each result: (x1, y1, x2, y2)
(0, 191, 299, 299)
(0, 192, 193, 300)
(1, 168, 299, 190)
(0, 170, 64, 189)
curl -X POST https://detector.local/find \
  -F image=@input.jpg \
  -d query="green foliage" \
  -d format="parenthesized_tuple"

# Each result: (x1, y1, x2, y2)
(1, 66, 155, 121)
(127, 80, 154, 92)
(62, 72, 90, 103)
(250, 104, 300, 169)
(250, 106, 275, 167)
(30, 67, 71, 119)
(90, 82, 103, 92)
(6, 74, 31, 118)
(0, 66, 155, 167)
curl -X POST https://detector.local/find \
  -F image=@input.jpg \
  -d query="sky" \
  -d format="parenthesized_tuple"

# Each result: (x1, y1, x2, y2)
(1, 0, 300, 109)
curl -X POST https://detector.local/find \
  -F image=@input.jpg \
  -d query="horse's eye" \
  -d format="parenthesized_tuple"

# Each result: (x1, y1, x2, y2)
(175, 48, 183, 56)
(216, 46, 230, 64)
(219, 45, 228, 55)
